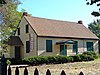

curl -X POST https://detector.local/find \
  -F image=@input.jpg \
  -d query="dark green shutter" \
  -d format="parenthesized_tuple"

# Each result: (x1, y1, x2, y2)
(46, 40, 52, 52)
(26, 24, 29, 33)
(26, 41, 30, 53)
(60, 45, 67, 55)
(73, 41, 78, 54)
(87, 42, 93, 51)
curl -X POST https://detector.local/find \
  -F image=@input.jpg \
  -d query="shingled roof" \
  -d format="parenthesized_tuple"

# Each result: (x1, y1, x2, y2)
(24, 16, 99, 40)
(8, 36, 23, 46)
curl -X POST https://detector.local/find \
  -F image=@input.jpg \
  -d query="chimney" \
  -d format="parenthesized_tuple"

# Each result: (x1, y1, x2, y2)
(23, 12, 28, 16)
(78, 20, 83, 24)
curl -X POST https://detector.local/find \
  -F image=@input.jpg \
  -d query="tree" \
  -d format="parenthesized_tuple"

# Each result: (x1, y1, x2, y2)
(0, 0, 6, 4)
(88, 19, 100, 38)
(88, 19, 100, 53)
(86, 0, 100, 17)
(0, 0, 23, 53)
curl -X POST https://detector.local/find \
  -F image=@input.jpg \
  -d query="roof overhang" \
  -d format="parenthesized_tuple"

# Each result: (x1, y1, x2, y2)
(8, 36, 23, 46)
(38, 35, 99, 40)
(56, 40, 75, 45)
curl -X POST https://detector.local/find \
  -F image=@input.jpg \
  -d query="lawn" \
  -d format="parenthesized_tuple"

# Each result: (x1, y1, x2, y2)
(9, 58, 100, 75)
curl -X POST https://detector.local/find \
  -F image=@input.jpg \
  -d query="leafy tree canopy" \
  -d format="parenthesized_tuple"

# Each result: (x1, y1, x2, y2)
(0, 0, 6, 4)
(86, 0, 100, 17)
(0, 0, 24, 52)
(88, 19, 100, 38)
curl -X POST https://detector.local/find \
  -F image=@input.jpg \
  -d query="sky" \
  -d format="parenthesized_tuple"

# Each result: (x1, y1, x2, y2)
(18, 0, 100, 27)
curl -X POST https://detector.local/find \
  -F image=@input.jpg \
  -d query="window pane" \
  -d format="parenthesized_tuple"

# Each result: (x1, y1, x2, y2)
(18, 28, 20, 35)
(26, 24, 29, 33)
(46, 40, 52, 52)
(87, 42, 93, 51)
(26, 41, 30, 53)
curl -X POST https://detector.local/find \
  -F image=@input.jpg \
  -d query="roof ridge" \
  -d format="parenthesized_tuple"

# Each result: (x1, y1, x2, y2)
(25, 16, 83, 25)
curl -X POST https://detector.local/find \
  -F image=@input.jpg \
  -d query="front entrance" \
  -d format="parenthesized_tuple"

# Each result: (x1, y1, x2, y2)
(15, 46, 21, 59)
(60, 45, 67, 55)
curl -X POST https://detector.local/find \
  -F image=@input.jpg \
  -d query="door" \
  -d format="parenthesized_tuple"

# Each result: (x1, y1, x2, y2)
(60, 45, 67, 55)
(73, 41, 78, 54)
(15, 46, 21, 59)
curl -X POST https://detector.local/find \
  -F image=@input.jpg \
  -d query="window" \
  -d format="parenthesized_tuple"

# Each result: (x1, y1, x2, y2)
(46, 40, 52, 52)
(26, 41, 30, 53)
(73, 41, 78, 54)
(87, 42, 93, 51)
(18, 28, 20, 35)
(26, 24, 29, 33)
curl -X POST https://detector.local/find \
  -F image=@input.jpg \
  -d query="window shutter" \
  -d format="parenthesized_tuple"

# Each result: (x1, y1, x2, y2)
(18, 28, 20, 35)
(87, 42, 93, 51)
(73, 41, 78, 54)
(26, 41, 30, 53)
(26, 24, 29, 33)
(46, 40, 52, 52)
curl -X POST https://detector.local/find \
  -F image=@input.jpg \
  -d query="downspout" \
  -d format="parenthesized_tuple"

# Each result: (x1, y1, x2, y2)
(36, 36, 38, 56)
(83, 40, 85, 52)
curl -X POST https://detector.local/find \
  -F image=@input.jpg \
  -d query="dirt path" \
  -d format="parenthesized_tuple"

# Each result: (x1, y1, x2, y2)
(9, 58, 100, 75)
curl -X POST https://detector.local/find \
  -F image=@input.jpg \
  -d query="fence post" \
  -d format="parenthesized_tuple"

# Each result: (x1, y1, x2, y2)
(0, 58, 1, 75)
(8, 65, 11, 75)
(1, 54, 7, 75)
(24, 67, 28, 75)
(15, 67, 19, 75)
(61, 70, 66, 75)
(79, 71, 84, 75)
(34, 68, 39, 75)
(46, 69, 51, 75)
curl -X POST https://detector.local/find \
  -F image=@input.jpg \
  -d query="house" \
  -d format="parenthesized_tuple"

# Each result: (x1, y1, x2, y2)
(7, 12, 99, 59)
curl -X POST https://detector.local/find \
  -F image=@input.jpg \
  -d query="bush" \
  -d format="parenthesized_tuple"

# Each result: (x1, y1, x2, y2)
(83, 51, 98, 59)
(22, 55, 74, 65)
(7, 52, 98, 65)
(80, 54, 95, 61)
(47, 56, 56, 64)
(66, 56, 73, 62)
(54, 55, 67, 64)
(71, 55, 82, 62)
(6, 59, 11, 65)
(6, 58, 22, 65)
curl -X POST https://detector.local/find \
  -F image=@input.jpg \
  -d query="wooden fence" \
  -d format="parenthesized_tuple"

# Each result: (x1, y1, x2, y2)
(0, 55, 85, 75)
(8, 66, 85, 75)
(0, 54, 7, 75)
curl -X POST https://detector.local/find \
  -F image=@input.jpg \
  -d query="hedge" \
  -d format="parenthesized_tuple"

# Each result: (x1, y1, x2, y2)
(6, 51, 99, 65)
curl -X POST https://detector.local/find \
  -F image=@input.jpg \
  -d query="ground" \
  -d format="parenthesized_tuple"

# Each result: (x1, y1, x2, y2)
(9, 58, 100, 75)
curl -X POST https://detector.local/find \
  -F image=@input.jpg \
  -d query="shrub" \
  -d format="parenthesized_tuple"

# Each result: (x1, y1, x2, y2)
(47, 56, 56, 64)
(71, 55, 81, 62)
(6, 58, 22, 65)
(22, 55, 74, 65)
(54, 55, 66, 64)
(83, 51, 98, 59)
(66, 56, 73, 62)
(84, 55, 94, 61)
(7, 52, 98, 65)
(6, 59, 11, 65)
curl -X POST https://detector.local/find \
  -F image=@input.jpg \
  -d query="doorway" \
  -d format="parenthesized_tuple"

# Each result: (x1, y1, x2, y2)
(60, 45, 67, 55)
(15, 46, 21, 59)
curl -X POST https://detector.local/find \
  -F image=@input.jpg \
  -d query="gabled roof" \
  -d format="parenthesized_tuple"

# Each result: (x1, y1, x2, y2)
(24, 16, 99, 40)
(8, 36, 23, 46)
